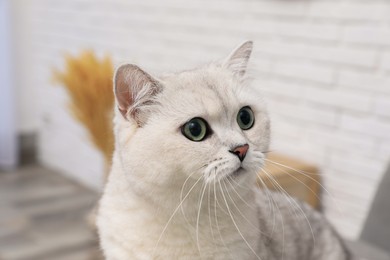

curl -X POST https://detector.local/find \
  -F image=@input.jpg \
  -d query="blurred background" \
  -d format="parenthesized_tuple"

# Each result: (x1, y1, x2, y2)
(1, 0, 390, 259)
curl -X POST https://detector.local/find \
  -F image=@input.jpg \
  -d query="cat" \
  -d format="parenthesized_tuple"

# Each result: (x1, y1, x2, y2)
(97, 41, 352, 259)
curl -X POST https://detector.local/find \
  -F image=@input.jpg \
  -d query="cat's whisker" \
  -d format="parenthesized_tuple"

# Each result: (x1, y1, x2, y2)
(256, 174, 278, 239)
(266, 161, 323, 209)
(264, 158, 341, 228)
(264, 158, 330, 178)
(280, 203, 286, 260)
(257, 173, 286, 259)
(252, 151, 265, 160)
(180, 170, 200, 227)
(196, 183, 208, 258)
(227, 176, 256, 210)
(264, 159, 345, 219)
(252, 153, 265, 158)
(265, 158, 327, 177)
(261, 168, 316, 247)
(261, 168, 302, 220)
(207, 182, 217, 246)
(213, 177, 233, 258)
(153, 174, 203, 257)
(253, 149, 274, 154)
(208, 166, 229, 215)
(228, 174, 251, 188)
(225, 178, 270, 237)
(218, 180, 263, 260)
(265, 159, 340, 210)
(179, 161, 207, 193)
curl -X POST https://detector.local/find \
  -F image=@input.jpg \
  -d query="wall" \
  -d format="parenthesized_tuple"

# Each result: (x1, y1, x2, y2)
(11, 1, 39, 133)
(0, 0, 18, 169)
(13, 0, 390, 239)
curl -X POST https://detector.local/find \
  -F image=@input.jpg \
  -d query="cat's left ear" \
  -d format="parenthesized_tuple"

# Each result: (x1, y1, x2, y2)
(114, 64, 162, 125)
(223, 41, 253, 78)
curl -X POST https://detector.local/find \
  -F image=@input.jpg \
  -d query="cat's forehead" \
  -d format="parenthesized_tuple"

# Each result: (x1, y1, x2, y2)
(162, 66, 239, 98)
(160, 67, 241, 119)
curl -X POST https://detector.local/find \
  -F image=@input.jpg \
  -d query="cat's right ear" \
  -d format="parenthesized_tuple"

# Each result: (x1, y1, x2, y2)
(223, 41, 253, 78)
(114, 64, 162, 125)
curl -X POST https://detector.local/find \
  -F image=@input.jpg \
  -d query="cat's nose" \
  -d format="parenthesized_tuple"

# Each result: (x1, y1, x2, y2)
(229, 144, 249, 162)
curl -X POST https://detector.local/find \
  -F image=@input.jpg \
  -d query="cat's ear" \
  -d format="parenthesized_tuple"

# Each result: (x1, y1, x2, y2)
(114, 64, 162, 125)
(223, 41, 253, 77)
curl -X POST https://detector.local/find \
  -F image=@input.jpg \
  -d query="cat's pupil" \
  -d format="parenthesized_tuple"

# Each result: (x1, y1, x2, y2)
(240, 110, 251, 126)
(237, 106, 254, 130)
(189, 122, 202, 137)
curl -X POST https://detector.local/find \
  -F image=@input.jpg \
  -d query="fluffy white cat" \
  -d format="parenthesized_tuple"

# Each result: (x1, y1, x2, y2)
(97, 41, 352, 259)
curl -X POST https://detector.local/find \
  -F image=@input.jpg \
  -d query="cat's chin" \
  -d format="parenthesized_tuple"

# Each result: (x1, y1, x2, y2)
(229, 166, 246, 178)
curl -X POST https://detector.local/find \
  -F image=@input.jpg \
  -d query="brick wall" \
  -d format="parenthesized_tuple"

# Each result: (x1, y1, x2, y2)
(13, 0, 390, 239)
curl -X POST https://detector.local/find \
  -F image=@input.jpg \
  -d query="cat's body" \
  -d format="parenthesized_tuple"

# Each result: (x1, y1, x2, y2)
(97, 41, 351, 259)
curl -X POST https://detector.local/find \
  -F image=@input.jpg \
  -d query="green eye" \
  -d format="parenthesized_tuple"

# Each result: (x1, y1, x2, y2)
(237, 106, 255, 130)
(182, 118, 209, 142)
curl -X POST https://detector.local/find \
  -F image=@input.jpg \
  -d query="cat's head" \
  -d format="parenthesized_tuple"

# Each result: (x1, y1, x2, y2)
(113, 41, 270, 194)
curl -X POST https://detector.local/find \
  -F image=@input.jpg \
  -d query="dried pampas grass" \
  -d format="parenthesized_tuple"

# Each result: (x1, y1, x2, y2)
(53, 51, 115, 179)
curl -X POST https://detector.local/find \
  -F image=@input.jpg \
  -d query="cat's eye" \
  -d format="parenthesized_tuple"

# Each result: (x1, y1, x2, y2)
(237, 106, 255, 130)
(181, 117, 209, 142)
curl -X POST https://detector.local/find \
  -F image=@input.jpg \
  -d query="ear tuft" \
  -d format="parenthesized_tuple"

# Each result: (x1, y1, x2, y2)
(224, 41, 253, 77)
(114, 64, 162, 124)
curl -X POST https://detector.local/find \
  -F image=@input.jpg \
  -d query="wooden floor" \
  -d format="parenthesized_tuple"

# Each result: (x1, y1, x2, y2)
(0, 165, 103, 260)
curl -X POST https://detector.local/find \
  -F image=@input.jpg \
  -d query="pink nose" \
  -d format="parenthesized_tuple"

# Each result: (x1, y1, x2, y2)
(229, 144, 249, 162)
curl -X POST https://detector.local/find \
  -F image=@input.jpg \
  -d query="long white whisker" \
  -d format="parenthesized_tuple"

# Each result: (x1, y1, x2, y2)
(226, 178, 269, 237)
(219, 180, 263, 260)
(228, 177, 256, 211)
(153, 174, 203, 257)
(261, 168, 316, 248)
(180, 171, 199, 227)
(207, 182, 216, 245)
(196, 183, 208, 258)
(257, 173, 285, 259)
(265, 161, 322, 208)
(213, 178, 233, 258)
(211, 166, 229, 215)
(264, 159, 329, 196)
(264, 158, 344, 218)
(256, 167, 277, 235)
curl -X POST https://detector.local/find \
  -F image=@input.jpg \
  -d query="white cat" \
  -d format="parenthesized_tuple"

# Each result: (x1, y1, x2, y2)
(97, 41, 352, 259)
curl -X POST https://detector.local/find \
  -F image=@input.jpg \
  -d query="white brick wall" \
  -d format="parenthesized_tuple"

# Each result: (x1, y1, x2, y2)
(12, 0, 390, 239)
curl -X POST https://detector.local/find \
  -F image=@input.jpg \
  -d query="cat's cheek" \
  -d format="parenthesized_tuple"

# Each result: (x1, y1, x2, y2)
(248, 117, 271, 150)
